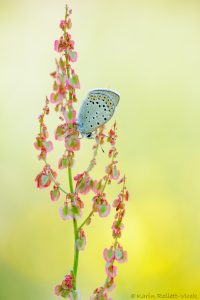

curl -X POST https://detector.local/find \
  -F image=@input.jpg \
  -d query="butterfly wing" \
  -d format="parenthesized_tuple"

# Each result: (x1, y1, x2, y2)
(90, 89, 120, 107)
(78, 89, 120, 134)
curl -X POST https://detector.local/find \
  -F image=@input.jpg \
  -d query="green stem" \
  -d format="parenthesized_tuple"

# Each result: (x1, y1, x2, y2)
(63, 6, 79, 287)
(101, 175, 109, 194)
(78, 210, 94, 231)
(68, 167, 79, 289)
(68, 167, 74, 192)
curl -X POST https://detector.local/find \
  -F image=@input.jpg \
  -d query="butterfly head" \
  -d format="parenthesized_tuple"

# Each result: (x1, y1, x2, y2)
(83, 132, 95, 139)
(77, 122, 94, 139)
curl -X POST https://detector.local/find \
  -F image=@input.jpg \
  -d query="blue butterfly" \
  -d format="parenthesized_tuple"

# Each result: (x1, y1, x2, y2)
(77, 89, 120, 138)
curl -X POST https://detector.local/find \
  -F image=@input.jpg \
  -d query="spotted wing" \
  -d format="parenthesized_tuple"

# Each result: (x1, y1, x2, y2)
(90, 89, 120, 107)
(78, 90, 119, 134)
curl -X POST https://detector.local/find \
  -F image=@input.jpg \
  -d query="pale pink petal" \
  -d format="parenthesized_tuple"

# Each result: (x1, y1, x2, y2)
(98, 203, 111, 217)
(63, 109, 76, 124)
(59, 206, 72, 220)
(103, 248, 115, 262)
(111, 165, 120, 180)
(69, 50, 78, 62)
(50, 189, 60, 201)
(67, 74, 80, 89)
(43, 141, 53, 152)
(54, 40, 59, 52)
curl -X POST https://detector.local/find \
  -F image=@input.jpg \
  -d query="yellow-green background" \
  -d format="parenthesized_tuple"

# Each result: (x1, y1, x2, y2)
(0, 0, 200, 299)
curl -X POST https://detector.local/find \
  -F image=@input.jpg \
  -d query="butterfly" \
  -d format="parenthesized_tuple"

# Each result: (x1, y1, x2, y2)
(77, 89, 120, 138)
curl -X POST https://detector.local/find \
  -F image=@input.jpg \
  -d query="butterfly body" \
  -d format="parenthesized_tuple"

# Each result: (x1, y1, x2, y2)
(77, 89, 120, 137)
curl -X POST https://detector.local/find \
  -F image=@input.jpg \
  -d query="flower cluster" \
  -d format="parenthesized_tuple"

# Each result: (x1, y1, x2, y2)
(34, 2, 81, 193)
(58, 152, 74, 169)
(59, 192, 84, 221)
(34, 97, 53, 161)
(86, 125, 106, 172)
(92, 193, 111, 217)
(76, 228, 86, 251)
(90, 287, 112, 300)
(55, 273, 79, 299)
(34, 2, 129, 299)
(90, 177, 129, 300)
(35, 164, 57, 189)
(112, 177, 129, 238)
(105, 123, 120, 182)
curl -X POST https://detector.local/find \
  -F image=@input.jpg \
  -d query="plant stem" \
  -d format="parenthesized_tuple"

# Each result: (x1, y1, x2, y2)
(68, 167, 79, 289)
(101, 175, 109, 194)
(78, 210, 94, 231)
(63, 5, 79, 288)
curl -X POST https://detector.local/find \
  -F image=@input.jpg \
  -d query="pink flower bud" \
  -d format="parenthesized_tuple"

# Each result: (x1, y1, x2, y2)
(71, 204, 82, 220)
(50, 187, 60, 201)
(65, 136, 80, 152)
(67, 74, 80, 89)
(69, 50, 78, 62)
(59, 20, 67, 30)
(125, 190, 129, 201)
(59, 205, 72, 220)
(55, 124, 68, 141)
(63, 109, 76, 124)
(43, 140, 53, 152)
(105, 262, 117, 278)
(111, 165, 120, 180)
(76, 229, 86, 251)
(103, 247, 115, 262)
(104, 277, 115, 292)
(35, 166, 56, 189)
(98, 202, 111, 217)
(34, 137, 42, 150)
(62, 274, 73, 290)
(58, 155, 68, 169)
(50, 93, 60, 105)
(54, 40, 59, 52)
(54, 285, 63, 296)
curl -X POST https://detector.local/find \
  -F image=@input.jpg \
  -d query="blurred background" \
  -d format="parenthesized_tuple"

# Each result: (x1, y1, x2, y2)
(0, 0, 200, 299)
